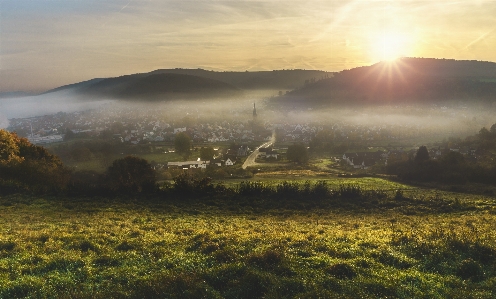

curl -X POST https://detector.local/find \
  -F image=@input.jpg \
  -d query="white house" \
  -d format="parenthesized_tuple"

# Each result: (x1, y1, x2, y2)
(174, 127, 187, 134)
(225, 158, 235, 166)
(167, 160, 209, 169)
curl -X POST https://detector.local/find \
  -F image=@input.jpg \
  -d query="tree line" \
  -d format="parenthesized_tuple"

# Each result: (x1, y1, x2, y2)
(386, 124, 496, 186)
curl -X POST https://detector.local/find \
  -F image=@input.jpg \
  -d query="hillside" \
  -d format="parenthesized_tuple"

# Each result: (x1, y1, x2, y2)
(148, 68, 331, 90)
(43, 69, 332, 100)
(77, 73, 242, 100)
(271, 58, 496, 108)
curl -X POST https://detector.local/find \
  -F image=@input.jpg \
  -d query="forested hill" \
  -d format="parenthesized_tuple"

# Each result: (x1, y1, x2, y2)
(79, 73, 242, 100)
(148, 68, 331, 90)
(270, 58, 496, 107)
(43, 69, 332, 100)
(44, 73, 242, 101)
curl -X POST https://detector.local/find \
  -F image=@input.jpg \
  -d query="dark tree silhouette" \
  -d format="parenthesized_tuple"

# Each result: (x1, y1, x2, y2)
(174, 132, 191, 155)
(105, 156, 156, 194)
(479, 127, 492, 140)
(200, 146, 215, 161)
(490, 123, 496, 134)
(414, 146, 429, 164)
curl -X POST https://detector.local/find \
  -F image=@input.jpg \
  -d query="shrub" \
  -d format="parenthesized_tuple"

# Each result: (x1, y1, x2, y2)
(275, 181, 300, 199)
(105, 156, 157, 194)
(237, 181, 273, 197)
(338, 184, 362, 199)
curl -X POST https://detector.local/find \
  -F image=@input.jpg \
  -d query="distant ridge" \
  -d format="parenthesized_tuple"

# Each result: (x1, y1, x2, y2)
(83, 73, 242, 100)
(43, 69, 332, 100)
(41, 78, 105, 95)
(270, 57, 496, 107)
(148, 68, 331, 90)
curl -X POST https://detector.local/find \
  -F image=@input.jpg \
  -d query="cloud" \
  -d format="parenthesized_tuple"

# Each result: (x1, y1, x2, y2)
(2, 0, 496, 92)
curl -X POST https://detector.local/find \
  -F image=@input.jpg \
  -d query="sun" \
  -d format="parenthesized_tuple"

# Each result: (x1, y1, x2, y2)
(371, 31, 410, 62)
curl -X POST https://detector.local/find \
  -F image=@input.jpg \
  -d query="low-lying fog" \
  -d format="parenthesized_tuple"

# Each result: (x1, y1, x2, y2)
(1, 90, 495, 142)
(0, 91, 116, 124)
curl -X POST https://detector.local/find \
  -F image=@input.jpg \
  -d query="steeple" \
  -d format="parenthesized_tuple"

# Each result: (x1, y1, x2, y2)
(253, 102, 257, 118)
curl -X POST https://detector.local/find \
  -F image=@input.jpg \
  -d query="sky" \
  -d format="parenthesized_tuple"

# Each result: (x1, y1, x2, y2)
(1, 0, 496, 92)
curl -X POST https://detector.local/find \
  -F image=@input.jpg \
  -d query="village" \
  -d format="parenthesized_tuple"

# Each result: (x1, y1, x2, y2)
(5, 103, 489, 172)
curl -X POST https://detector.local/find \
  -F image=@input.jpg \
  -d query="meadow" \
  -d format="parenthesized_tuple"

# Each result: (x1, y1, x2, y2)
(1, 177, 496, 298)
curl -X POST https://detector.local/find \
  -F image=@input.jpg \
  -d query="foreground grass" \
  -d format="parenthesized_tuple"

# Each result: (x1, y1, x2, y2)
(0, 187, 496, 298)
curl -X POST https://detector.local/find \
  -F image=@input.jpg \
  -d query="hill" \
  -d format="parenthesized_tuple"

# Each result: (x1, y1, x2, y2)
(43, 69, 332, 100)
(76, 73, 241, 100)
(270, 58, 496, 108)
(40, 78, 105, 95)
(148, 68, 331, 90)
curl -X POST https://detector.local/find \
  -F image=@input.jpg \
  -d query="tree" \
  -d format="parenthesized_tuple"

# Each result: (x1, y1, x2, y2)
(200, 146, 215, 161)
(414, 146, 429, 164)
(105, 156, 156, 194)
(286, 143, 308, 164)
(490, 123, 496, 135)
(63, 128, 76, 141)
(1, 130, 70, 193)
(0, 129, 22, 164)
(479, 127, 492, 140)
(174, 132, 191, 155)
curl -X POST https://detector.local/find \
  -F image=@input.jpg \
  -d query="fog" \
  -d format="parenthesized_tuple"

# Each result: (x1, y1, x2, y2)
(0, 91, 116, 128)
(2, 89, 495, 143)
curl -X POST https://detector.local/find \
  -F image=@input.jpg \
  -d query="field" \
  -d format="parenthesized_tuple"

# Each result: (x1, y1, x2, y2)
(66, 152, 184, 173)
(1, 177, 496, 298)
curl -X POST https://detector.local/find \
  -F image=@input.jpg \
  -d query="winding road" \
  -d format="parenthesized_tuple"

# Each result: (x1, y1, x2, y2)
(242, 132, 276, 169)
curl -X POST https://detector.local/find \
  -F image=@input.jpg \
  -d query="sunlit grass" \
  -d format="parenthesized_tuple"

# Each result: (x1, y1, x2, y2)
(1, 184, 495, 297)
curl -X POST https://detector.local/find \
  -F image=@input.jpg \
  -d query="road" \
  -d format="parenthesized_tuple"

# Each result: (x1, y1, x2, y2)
(242, 132, 276, 169)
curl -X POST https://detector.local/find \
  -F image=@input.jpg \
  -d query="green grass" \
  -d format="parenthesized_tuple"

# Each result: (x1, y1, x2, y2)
(1, 179, 496, 298)
(221, 176, 411, 190)
(66, 152, 184, 173)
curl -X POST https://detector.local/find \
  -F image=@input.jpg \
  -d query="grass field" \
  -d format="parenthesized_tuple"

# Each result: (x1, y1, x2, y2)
(1, 177, 496, 298)
(66, 152, 184, 173)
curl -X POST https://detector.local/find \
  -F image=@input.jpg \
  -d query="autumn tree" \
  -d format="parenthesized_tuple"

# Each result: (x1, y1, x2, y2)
(0, 129, 70, 193)
(0, 129, 22, 164)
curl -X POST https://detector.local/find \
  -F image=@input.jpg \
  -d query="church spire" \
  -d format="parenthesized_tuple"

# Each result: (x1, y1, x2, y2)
(253, 102, 257, 118)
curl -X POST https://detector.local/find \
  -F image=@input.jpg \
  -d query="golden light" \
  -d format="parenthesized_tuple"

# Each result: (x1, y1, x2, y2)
(371, 31, 411, 62)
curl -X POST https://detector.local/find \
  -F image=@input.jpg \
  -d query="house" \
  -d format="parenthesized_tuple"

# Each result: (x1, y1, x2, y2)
(174, 127, 187, 134)
(258, 147, 271, 157)
(259, 147, 278, 159)
(265, 150, 279, 159)
(211, 159, 222, 167)
(225, 158, 235, 166)
(342, 151, 384, 169)
(167, 160, 209, 169)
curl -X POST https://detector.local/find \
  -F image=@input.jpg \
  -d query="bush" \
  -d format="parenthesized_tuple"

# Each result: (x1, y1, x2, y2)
(105, 156, 157, 194)
(237, 181, 273, 197)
